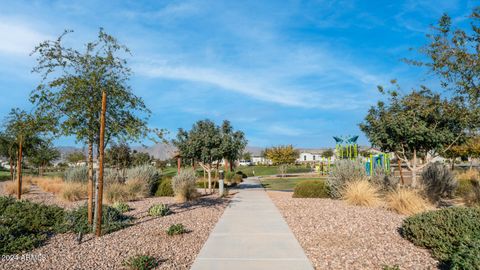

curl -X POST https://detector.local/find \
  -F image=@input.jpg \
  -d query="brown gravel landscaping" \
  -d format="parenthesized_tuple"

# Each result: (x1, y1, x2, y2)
(0, 186, 229, 270)
(268, 191, 439, 270)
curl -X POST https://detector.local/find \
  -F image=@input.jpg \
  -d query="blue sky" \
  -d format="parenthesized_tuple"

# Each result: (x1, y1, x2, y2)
(0, 0, 475, 148)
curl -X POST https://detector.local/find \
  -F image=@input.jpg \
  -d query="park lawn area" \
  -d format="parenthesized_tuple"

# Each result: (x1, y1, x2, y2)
(239, 165, 312, 177)
(0, 170, 10, 181)
(260, 177, 326, 191)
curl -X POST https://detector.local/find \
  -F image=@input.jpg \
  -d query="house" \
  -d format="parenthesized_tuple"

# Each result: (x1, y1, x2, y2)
(296, 149, 335, 163)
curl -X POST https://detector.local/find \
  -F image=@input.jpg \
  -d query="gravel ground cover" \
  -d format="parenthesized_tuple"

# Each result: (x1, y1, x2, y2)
(268, 191, 439, 270)
(0, 188, 229, 270)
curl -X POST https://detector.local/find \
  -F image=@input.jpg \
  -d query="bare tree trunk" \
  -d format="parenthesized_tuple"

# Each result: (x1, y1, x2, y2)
(16, 139, 23, 200)
(9, 158, 14, 181)
(411, 149, 418, 188)
(87, 142, 94, 224)
(207, 164, 212, 193)
(95, 91, 107, 237)
(451, 158, 455, 170)
(397, 158, 405, 185)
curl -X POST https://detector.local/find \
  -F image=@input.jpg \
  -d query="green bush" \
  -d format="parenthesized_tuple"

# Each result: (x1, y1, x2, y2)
(402, 207, 480, 268)
(293, 180, 329, 198)
(127, 165, 161, 196)
(64, 166, 88, 183)
(0, 196, 66, 255)
(167, 223, 186, 236)
(123, 254, 158, 270)
(225, 171, 235, 182)
(148, 204, 171, 217)
(113, 202, 131, 213)
(155, 178, 174, 197)
(235, 171, 248, 178)
(64, 205, 133, 235)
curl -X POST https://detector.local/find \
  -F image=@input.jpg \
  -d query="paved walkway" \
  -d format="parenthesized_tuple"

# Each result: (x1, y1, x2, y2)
(191, 177, 313, 270)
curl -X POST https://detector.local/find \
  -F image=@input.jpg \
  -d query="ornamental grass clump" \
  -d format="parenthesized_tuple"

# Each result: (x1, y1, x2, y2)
(59, 182, 87, 202)
(123, 255, 158, 270)
(167, 223, 186, 236)
(64, 166, 88, 183)
(172, 169, 197, 202)
(385, 188, 432, 215)
(155, 178, 174, 197)
(327, 159, 367, 198)
(341, 180, 380, 207)
(3, 180, 30, 195)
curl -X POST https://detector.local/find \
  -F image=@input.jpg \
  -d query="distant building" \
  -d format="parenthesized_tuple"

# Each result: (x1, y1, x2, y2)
(296, 149, 335, 163)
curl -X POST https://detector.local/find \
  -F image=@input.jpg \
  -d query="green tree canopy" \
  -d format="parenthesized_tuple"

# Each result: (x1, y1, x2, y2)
(28, 141, 60, 175)
(66, 151, 86, 164)
(360, 82, 469, 186)
(220, 120, 247, 171)
(105, 142, 132, 172)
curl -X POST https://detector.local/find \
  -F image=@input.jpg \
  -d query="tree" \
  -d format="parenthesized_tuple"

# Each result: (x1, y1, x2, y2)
(407, 9, 480, 130)
(131, 150, 153, 166)
(0, 131, 17, 181)
(220, 120, 247, 171)
(28, 141, 60, 175)
(322, 149, 334, 159)
(264, 145, 299, 165)
(66, 151, 86, 164)
(2, 108, 54, 199)
(241, 152, 252, 161)
(105, 142, 131, 177)
(173, 120, 224, 192)
(360, 83, 469, 187)
(31, 29, 150, 224)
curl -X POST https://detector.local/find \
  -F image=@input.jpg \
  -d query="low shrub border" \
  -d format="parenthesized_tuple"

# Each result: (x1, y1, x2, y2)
(292, 180, 329, 198)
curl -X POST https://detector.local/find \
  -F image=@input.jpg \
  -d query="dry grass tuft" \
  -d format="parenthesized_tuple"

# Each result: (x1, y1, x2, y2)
(34, 177, 65, 194)
(456, 169, 479, 181)
(105, 183, 131, 204)
(125, 179, 148, 200)
(341, 180, 380, 207)
(385, 188, 432, 215)
(3, 180, 31, 195)
(59, 182, 87, 202)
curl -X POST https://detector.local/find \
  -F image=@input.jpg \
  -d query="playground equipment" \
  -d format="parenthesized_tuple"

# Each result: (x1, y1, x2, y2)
(334, 135, 359, 159)
(315, 157, 332, 175)
(365, 153, 391, 176)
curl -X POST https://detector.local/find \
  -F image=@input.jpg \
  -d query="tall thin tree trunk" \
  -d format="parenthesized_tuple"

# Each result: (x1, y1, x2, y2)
(87, 142, 94, 224)
(9, 158, 14, 181)
(397, 158, 405, 185)
(207, 164, 212, 193)
(451, 158, 455, 170)
(411, 149, 417, 188)
(229, 160, 233, 172)
(16, 139, 23, 200)
(95, 91, 107, 237)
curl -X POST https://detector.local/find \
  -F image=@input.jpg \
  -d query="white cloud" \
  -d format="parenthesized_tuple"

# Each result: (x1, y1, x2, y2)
(0, 18, 50, 56)
(268, 124, 306, 136)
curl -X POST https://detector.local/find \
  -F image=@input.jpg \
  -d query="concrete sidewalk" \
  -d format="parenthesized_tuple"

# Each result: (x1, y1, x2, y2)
(191, 178, 313, 270)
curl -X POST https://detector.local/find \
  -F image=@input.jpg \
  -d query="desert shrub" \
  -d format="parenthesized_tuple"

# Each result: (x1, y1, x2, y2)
(0, 196, 65, 255)
(59, 182, 87, 202)
(64, 166, 88, 183)
(125, 179, 148, 200)
(327, 159, 366, 198)
(148, 203, 171, 217)
(123, 254, 158, 270)
(113, 202, 131, 213)
(341, 180, 380, 207)
(233, 174, 243, 184)
(385, 188, 432, 215)
(127, 165, 161, 196)
(382, 265, 400, 270)
(455, 170, 480, 206)
(293, 180, 329, 198)
(155, 178, 174, 197)
(166, 223, 186, 236)
(421, 162, 457, 203)
(104, 168, 124, 185)
(401, 207, 480, 268)
(371, 166, 399, 191)
(2, 180, 30, 195)
(172, 169, 197, 202)
(64, 205, 133, 235)
(456, 169, 479, 182)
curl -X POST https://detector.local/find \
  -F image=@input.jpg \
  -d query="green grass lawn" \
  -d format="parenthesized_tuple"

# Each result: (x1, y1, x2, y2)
(238, 165, 312, 177)
(260, 177, 326, 191)
(0, 170, 11, 181)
